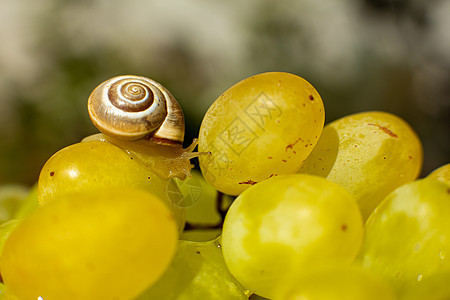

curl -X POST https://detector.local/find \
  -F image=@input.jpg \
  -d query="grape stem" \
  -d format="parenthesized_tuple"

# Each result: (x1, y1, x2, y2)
(216, 191, 227, 227)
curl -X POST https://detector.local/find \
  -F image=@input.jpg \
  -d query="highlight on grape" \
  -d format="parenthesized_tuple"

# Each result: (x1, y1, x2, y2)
(0, 72, 448, 300)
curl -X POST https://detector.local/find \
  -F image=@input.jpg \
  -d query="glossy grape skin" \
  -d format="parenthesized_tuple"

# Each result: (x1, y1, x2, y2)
(299, 111, 423, 220)
(274, 265, 396, 300)
(427, 163, 450, 184)
(221, 174, 363, 298)
(0, 189, 178, 300)
(37, 140, 185, 229)
(136, 238, 248, 300)
(199, 72, 324, 196)
(357, 179, 450, 294)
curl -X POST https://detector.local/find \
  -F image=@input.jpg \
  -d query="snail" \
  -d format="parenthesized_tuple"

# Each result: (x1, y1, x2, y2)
(85, 75, 206, 180)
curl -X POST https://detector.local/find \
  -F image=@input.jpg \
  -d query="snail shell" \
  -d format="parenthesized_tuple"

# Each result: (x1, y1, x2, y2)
(88, 75, 185, 144)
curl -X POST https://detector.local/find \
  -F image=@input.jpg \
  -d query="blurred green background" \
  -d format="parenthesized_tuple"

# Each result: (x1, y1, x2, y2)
(0, 0, 448, 186)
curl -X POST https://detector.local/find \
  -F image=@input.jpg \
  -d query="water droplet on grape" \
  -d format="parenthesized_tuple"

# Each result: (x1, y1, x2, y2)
(440, 250, 446, 260)
(417, 274, 423, 282)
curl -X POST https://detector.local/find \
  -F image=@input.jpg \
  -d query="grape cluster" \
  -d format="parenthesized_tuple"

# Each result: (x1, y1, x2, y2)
(0, 72, 448, 300)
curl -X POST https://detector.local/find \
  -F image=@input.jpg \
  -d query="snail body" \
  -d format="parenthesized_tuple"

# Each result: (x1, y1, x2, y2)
(82, 133, 200, 180)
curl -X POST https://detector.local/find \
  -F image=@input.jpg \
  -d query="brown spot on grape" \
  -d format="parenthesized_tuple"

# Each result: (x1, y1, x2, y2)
(367, 123, 398, 138)
(147, 176, 151, 179)
(268, 174, 278, 178)
(383, 157, 387, 159)
(50, 171, 55, 177)
(303, 103, 306, 107)
(268, 156, 273, 159)
(286, 137, 302, 151)
(408, 155, 413, 160)
(354, 145, 358, 147)
(282, 159, 287, 162)
(309, 95, 314, 100)
(196, 251, 201, 254)
(341, 224, 348, 231)
(239, 180, 258, 185)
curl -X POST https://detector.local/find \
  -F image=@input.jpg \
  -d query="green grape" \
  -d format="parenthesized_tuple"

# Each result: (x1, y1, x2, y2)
(173, 169, 234, 242)
(357, 179, 450, 294)
(221, 174, 363, 299)
(399, 270, 450, 300)
(199, 72, 325, 196)
(0, 220, 20, 256)
(0, 283, 5, 300)
(274, 265, 396, 300)
(175, 169, 222, 225)
(37, 140, 185, 230)
(0, 186, 37, 258)
(13, 184, 38, 220)
(136, 238, 249, 300)
(427, 163, 450, 184)
(299, 111, 423, 220)
(0, 185, 29, 223)
(180, 229, 223, 242)
(0, 279, 20, 300)
(1, 188, 178, 300)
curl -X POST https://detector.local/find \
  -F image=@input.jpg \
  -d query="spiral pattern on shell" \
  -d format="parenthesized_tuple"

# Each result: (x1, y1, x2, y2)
(88, 75, 185, 143)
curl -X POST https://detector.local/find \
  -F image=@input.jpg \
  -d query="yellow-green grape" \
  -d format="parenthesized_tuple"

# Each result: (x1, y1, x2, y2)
(299, 111, 423, 220)
(136, 238, 249, 300)
(427, 163, 450, 184)
(221, 174, 363, 298)
(399, 270, 450, 300)
(199, 72, 325, 196)
(358, 179, 450, 294)
(274, 265, 396, 300)
(37, 140, 185, 229)
(249, 295, 269, 300)
(1, 188, 178, 300)
(0, 185, 28, 223)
